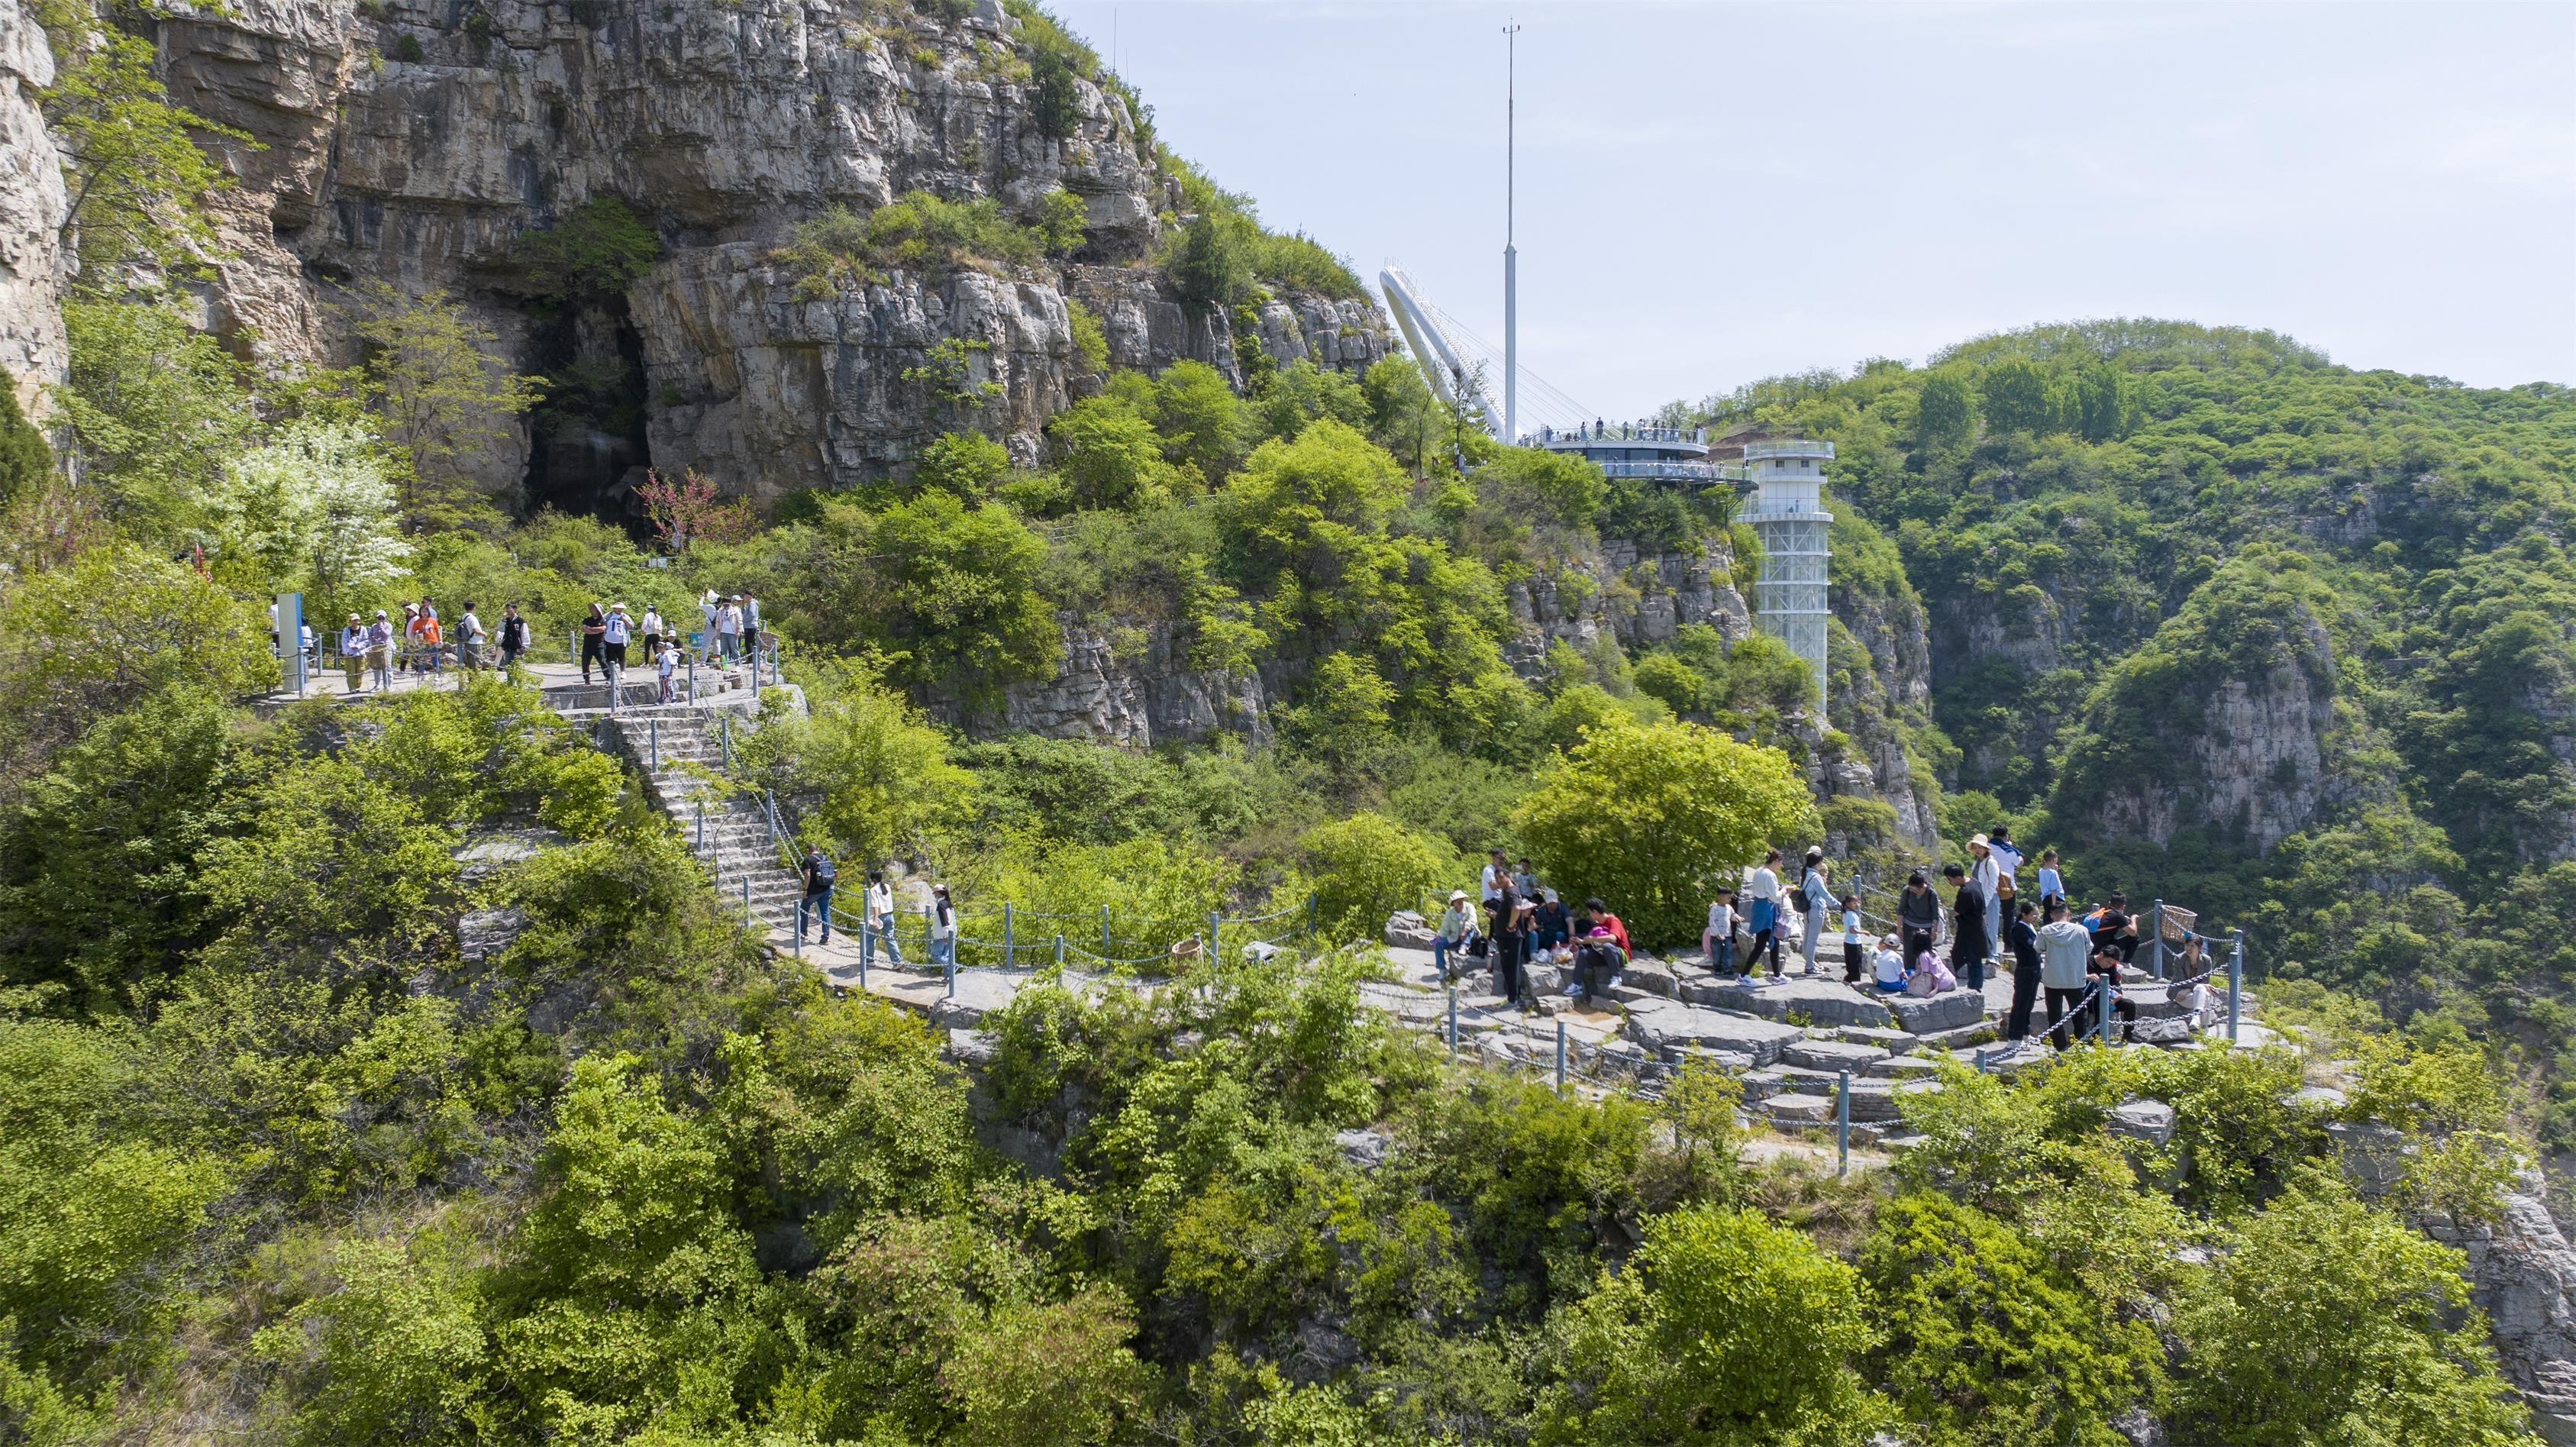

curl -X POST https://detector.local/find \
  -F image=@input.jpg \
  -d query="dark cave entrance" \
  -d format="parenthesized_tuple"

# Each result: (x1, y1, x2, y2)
(520, 297, 654, 532)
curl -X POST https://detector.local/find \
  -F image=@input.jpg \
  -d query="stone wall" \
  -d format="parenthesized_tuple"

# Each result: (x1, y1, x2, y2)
(0, 0, 62, 412)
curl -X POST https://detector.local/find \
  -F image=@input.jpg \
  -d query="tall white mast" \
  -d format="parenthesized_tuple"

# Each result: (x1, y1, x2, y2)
(1502, 20, 1519, 446)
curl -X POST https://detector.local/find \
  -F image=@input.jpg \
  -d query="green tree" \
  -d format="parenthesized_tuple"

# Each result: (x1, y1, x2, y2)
(1860, 1193, 2163, 1447)
(1512, 719, 1816, 948)
(1048, 395, 1175, 510)
(1030, 47, 1082, 139)
(1170, 212, 1251, 310)
(513, 195, 662, 305)
(1301, 811, 1453, 943)
(1035, 187, 1089, 254)
(203, 419, 412, 612)
(1537, 1203, 1879, 1446)
(743, 661, 973, 864)
(349, 284, 544, 528)
(1916, 370, 1975, 450)
(56, 295, 258, 538)
(1151, 358, 1247, 480)
(2174, 1179, 2542, 1447)
(0, 383, 49, 505)
(1477, 444, 1606, 529)
(2072, 362, 2129, 441)
(1980, 359, 2056, 435)
(916, 429, 1013, 499)
(43, 23, 251, 286)
(866, 490, 1061, 693)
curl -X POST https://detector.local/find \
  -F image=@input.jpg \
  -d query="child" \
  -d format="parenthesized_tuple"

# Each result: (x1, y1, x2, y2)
(656, 638, 680, 703)
(1704, 888, 1737, 977)
(2035, 848, 2064, 906)
(1840, 893, 1866, 984)
(1873, 933, 1909, 993)
(1907, 939, 1957, 996)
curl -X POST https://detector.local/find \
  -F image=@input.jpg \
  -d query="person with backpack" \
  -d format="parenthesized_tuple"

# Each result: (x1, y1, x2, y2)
(498, 602, 531, 670)
(1743, 848, 1785, 979)
(1798, 848, 1831, 977)
(799, 846, 837, 945)
(2005, 899, 2044, 1040)
(865, 870, 905, 966)
(457, 603, 486, 671)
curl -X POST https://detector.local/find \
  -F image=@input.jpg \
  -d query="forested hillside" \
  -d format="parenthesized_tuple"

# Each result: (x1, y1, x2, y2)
(1, 0, 2572, 1442)
(1659, 327, 2576, 1155)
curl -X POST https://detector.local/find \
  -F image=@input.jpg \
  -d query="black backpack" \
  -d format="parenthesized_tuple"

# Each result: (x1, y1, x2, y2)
(806, 854, 835, 888)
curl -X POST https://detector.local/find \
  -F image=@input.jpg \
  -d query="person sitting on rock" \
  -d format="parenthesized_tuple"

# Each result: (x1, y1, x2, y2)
(1906, 938, 1956, 996)
(1582, 896, 1631, 958)
(1872, 933, 1909, 994)
(2082, 938, 2141, 1042)
(1533, 889, 1571, 958)
(1435, 890, 1478, 983)
(1570, 923, 1626, 1002)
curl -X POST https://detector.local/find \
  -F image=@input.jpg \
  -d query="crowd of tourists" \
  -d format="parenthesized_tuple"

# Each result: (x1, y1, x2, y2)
(794, 846, 959, 971)
(305, 589, 767, 699)
(1432, 828, 2172, 1050)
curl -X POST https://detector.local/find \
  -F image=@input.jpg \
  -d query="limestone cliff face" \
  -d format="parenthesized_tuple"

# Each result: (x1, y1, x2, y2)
(1505, 535, 1752, 669)
(2423, 1187, 2576, 1446)
(126, 0, 1378, 509)
(0, 0, 62, 411)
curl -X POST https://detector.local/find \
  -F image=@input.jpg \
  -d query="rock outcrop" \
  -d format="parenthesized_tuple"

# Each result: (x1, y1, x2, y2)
(1506, 534, 1751, 668)
(102, 0, 1384, 510)
(2422, 1187, 2576, 1445)
(0, 0, 63, 410)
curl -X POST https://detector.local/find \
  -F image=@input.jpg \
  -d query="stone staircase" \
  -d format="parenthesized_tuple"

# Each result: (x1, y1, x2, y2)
(599, 706, 807, 934)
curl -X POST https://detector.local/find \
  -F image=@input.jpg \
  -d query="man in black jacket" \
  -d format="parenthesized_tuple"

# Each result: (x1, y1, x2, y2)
(1898, 871, 1942, 963)
(800, 846, 837, 945)
(1944, 862, 1989, 991)
(2004, 899, 2043, 1040)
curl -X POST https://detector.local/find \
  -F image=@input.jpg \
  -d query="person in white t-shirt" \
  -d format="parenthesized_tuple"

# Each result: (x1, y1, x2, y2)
(1703, 889, 1738, 976)
(1744, 848, 1785, 978)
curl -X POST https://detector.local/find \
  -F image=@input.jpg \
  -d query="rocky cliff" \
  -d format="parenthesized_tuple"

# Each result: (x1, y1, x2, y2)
(114, 0, 1380, 510)
(0, 0, 62, 412)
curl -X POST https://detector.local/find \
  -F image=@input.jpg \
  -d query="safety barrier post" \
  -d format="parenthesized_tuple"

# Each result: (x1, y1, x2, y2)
(1973, 1046, 1987, 1072)
(2099, 974, 2113, 1045)
(1446, 984, 1457, 1056)
(944, 945, 956, 999)
(857, 913, 870, 989)
(2227, 929, 2244, 1045)
(1003, 903, 1014, 969)
(721, 715, 732, 772)
(650, 719, 659, 770)
(1054, 932, 1065, 966)
(1308, 892, 1319, 949)
(2150, 897, 2164, 980)
(794, 898, 805, 956)
(1208, 911, 1222, 964)
(1837, 1071, 1851, 1177)
(1554, 1019, 1567, 1093)
(689, 651, 696, 700)
(1100, 904, 1112, 956)
(694, 802, 703, 853)
(740, 879, 749, 919)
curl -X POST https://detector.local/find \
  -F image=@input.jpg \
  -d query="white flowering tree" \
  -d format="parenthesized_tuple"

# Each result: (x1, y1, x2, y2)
(208, 420, 412, 614)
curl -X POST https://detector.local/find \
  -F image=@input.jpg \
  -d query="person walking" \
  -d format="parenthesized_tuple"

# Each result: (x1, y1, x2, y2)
(1897, 870, 1942, 964)
(2038, 900, 2096, 1050)
(499, 602, 530, 670)
(928, 884, 957, 969)
(1840, 892, 1867, 984)
(1704, 887, 1738, 977)
(656, 637, 680, 703)
(1798, 848, 1830, 977)
(697, 589, 720, 662)
(602, 603, 634, 691)
(1435, 890, 1477, 982)
(579, 603, 608, 684)
(1497, 898, 1534, 1007)
(364, 609, 396, 693)
(1945, 861, 1989, 992)
(457, 602, 486, 672)
(1968, 833, 2002, 968)
(415, 603, 444, 682)
(1987, 824, 2024, 889)
(338, 613, 367, 694)
(641, 604, 665, 662)
(1744, 848, 1786, 979)
(799, 845, 836, 945)
(2004, 899, 2043, 1041)
(865, 871, 905, 966)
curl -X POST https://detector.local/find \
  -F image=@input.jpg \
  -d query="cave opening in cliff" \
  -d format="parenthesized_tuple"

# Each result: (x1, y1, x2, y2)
(520, 297, 654, 531)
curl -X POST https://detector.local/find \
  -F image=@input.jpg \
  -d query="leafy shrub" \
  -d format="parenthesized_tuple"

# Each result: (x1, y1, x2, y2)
(1301, 811, 1452, 943)
(776, 191, 1051, 298)
(513, 195, 661, 304)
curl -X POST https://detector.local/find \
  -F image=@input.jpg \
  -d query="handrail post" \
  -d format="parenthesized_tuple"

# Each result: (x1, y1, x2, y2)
(944, 927, 956, 999)
(721, 715, 732, 773)
(1102, 903, 1112, 956)
(858, 912, 870, 989)
(2227, 929, 2244, 1045)
(2150, 897, 2164, 980)
(650, 718, 659, 771)
(694, 802, 703, 853)
(1209, 910, 1222, 964)
(1554, 1018, 1567, 1093)
(1054, 932, 1064, 966)
(1836, 1070, 1851, 1177)
(740, 878, 749, 920)
(2099, 972, 2113, 1045)
(1308, 890, 1319, 949)
(1446, 984, 1457, 1057)
(1003, 903, 1014, 970)
(689, 651, 696, 701)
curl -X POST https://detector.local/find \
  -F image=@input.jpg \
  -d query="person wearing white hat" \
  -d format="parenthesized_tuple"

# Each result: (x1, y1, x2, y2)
(1969, 833, 2003, 969)
(1435, 889, 1477, 982)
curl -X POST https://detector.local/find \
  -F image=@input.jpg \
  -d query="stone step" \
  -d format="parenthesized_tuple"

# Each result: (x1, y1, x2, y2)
(1778, 1038, 1890, 1074)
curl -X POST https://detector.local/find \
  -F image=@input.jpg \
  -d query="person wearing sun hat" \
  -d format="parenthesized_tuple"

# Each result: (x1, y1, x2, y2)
(1434, 889, 1479, 982)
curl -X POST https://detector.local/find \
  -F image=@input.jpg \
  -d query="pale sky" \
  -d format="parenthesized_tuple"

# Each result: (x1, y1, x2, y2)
(1056, 0, 2576, 423)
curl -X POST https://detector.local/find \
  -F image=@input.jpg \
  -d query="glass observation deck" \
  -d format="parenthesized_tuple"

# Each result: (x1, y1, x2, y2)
(1519, 422, 1751, 483)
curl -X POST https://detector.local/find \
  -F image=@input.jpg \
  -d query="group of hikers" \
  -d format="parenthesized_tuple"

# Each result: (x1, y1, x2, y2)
(795, 848, 960, 967)
(329, 600, 532, 693)
(1435, 827, 2193, 1050)
(313, 589, 767, 700)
